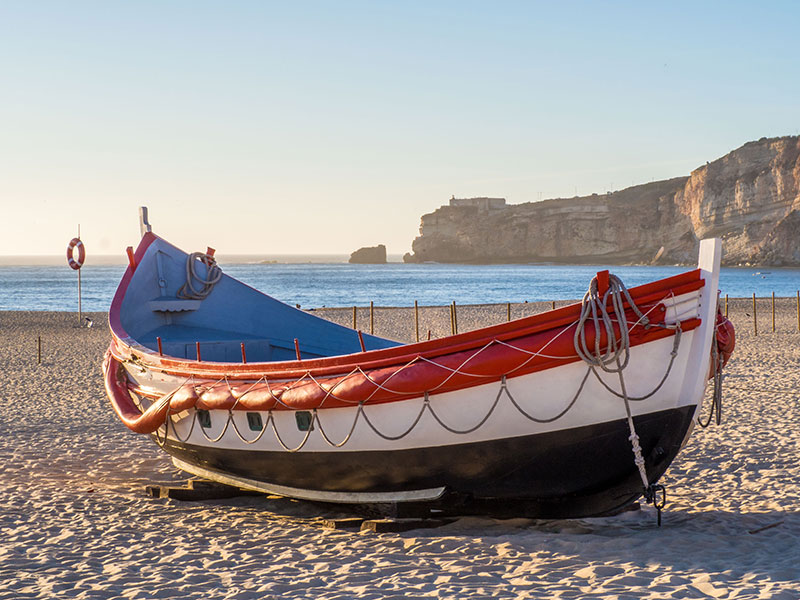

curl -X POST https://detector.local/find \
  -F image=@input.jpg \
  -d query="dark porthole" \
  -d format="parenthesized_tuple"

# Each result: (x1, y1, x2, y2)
(246, 412, 263, 432)
(197, 409, 211, 428)
(295, 411, 314, 431)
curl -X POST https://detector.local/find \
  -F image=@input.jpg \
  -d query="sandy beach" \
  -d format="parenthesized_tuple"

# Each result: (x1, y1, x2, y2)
(1, 302, 798, 599)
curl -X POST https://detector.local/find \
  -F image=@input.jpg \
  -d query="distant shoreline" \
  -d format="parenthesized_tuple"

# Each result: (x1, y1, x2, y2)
(5, 254, 797, 268)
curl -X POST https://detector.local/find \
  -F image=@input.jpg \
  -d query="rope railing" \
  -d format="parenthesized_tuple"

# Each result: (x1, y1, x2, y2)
(153, 335, 680, 453)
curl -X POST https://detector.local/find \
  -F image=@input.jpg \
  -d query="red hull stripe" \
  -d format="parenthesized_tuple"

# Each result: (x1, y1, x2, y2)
(108, 310, 700, 422)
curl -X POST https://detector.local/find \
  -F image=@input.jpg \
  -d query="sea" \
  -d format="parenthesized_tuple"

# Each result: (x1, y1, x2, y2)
(1, 256, 799, 312)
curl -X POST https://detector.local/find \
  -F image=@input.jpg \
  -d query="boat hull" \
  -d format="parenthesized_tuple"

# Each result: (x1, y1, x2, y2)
(104, 229, 728, 517)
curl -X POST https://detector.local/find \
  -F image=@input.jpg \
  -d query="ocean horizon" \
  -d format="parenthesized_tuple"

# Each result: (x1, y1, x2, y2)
(1, 261, 798, 312)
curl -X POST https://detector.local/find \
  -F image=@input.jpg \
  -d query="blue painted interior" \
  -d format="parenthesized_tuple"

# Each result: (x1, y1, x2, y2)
(120, 237, 400, 362)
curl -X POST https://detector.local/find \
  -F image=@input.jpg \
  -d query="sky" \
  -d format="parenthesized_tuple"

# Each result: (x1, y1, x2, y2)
(1, 1, 798, 259)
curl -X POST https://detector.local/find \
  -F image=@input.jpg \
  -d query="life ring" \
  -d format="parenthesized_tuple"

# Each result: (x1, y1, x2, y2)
(715, 313, 735, 369)
(707, 311, 735, 379)
(67, 238, 85, 270)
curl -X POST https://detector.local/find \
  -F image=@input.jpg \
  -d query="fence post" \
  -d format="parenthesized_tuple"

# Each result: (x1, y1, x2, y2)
(414, 300, 419, 343)
(772, 291, 776, 333)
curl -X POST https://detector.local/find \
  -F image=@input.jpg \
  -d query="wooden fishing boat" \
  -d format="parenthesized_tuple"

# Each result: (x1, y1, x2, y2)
(104, 214, 734, 518)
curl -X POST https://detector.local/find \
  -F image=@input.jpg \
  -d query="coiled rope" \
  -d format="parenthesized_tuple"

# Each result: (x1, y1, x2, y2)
(574, 272, 651, 372)
(178, 252, 222, 299)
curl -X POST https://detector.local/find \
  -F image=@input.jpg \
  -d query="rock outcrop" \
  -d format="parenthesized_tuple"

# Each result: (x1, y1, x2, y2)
(349, 244, 387, 264)
(405, 136, 800, 266)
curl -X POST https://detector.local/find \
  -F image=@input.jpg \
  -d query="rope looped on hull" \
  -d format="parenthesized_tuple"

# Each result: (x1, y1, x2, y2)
(178, 252, 222, 300)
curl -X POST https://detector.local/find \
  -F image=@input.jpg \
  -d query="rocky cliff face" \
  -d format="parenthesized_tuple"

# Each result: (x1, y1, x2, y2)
(405, 136, 800, 266)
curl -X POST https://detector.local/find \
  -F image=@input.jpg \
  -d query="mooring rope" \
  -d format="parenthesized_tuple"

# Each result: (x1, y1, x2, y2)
(571, 272, 684, 524)
(698, 329, 723, 428)
(573, 273, 653, 490)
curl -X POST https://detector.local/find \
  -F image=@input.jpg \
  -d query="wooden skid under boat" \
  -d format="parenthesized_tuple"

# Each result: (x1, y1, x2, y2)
(104, 228, 733, 517)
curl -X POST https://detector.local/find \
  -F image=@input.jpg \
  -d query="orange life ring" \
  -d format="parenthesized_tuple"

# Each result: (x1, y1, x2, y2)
(67, 238, 85, 270)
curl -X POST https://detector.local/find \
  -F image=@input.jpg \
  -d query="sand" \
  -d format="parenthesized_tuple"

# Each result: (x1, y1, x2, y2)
(0, 302, 798, 599)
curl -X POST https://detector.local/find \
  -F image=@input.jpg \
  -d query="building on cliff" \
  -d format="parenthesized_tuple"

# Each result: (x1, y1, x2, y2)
(448, 196, 507, 211)
(404, 136, 800, 266)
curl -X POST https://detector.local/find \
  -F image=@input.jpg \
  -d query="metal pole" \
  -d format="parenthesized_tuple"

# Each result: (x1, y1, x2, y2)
(77, 224, 82, 324)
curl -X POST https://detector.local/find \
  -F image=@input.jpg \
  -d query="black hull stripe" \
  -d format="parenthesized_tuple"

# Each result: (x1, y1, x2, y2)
(158, 406, 695, 518)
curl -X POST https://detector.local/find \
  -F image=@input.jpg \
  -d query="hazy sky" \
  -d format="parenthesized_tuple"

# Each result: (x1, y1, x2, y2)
(1, 1, 798, 258)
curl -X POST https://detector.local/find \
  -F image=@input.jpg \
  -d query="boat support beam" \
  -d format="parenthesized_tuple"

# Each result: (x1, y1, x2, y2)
(170, 456, 448, 504)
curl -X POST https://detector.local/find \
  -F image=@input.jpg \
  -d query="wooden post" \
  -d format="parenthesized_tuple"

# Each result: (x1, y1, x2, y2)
(753, 293, 757, 336)
(725, 294, 728, 318)
(450, 301, 458, 335)
(240, 342, 247, 364)
(352, 306, 357, 329)
(196, 341, 202, 361)
(507, 302, 511, 322)
(37, 336, 41, 365)
(294, 338, 301, 361)
(157, 336, 163, 356)
(772, 292, 776, 332)
(369, 301, 374, 335)
(797, 291, 799, 332)
(551, 300, 556, 310)
(414, 300, 419, 343)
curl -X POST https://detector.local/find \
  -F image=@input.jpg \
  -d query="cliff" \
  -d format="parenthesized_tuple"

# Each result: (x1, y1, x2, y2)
(405, 136, 800, 266)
